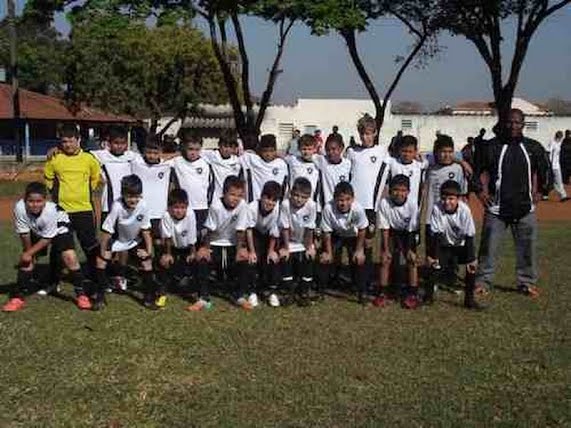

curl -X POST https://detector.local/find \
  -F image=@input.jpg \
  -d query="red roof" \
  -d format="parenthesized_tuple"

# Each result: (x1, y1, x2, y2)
(0, 84, 135, 123)
(454, 100, 495, 111)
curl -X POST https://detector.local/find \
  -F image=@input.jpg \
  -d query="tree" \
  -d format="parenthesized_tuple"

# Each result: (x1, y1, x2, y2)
(304, 0, 440, 135)
(439, 0, 571, 130)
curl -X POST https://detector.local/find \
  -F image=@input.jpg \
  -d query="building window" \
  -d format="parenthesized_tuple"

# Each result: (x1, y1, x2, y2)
(525, 121, 538, 131)
(401, 119, 413, 130)
(278, 123, 294, 147)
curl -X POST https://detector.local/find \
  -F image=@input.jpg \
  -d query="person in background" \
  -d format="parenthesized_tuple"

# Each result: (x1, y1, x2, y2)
(287, 129, 301, 157)
(314, 129, 324, 154)
(549, 131, 569, 202)
(561, 130, 571, 185)
(389, 130, 403, 158)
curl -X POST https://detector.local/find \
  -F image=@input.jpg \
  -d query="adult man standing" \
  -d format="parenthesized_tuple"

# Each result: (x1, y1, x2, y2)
(474, 109, 551, 300)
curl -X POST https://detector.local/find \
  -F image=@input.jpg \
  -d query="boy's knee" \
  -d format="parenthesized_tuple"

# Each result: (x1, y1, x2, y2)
(61, 250, 80, 270)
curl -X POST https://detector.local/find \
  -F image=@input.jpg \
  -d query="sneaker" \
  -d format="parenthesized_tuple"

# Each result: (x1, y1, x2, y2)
(517, 284, 540, 299)
(247, 293, 259, 308)
(560, 197, 570, 203)
(2, 297, 25, 312)
(402, 293, 419, 310)
(143, 298, 159, 311)
(268, 293, 280, 308)
(112, 276, 128, 292)
(475, 283, 490, 296)
(76, 295, 92, 311)
(36, 289, 48, 297)
(91, 294, 106, 311)
(372, 294, 389, 308)
(155, 295, 167, 308)
(186, 299, 213, 312)
(541, 195, 549, 201)
(236, 297, 253, 311)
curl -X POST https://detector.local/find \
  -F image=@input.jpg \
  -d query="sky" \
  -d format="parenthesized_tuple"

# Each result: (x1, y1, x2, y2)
(2, 1, 570, 108)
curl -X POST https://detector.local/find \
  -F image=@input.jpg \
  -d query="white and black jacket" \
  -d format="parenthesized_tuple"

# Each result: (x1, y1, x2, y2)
(473, 136, 552, 221)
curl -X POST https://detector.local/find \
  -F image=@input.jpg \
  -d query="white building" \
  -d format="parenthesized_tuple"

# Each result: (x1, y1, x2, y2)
(159, 97, 571, 152)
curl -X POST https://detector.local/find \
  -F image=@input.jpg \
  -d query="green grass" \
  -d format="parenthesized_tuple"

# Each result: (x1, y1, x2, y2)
(0, 223, 570, 427)
(0, 180, 28, 198)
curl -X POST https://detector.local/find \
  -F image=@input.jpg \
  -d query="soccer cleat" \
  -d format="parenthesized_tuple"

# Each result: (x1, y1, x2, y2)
(2, 297, 25, 312)
(112, 276, 128, 292)
(76, 295, 92, 311)
(36, 289, 48, 297)
(247, 293, 259, 308)
(186, 299, 213, 312)
(518, 284, 540, 299)
(91, 294, 106, 311)
(236, 297, 254, 311)
(268, 293, 280, 308)
(560, 197, 570, 203)
(474, 283, 490, 296)
(155, 295, 167, 308)
(402, 293, 419, 310)
(372, 294, 389, 308)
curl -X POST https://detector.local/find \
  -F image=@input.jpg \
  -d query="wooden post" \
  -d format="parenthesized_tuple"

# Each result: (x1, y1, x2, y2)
(7, 0, 23, 162)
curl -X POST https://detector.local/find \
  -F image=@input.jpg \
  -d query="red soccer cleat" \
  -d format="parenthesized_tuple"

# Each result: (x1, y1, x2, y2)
(2, 297, 25, 312)
(402, 294, 419, 310)
(76, 295, 92, 311)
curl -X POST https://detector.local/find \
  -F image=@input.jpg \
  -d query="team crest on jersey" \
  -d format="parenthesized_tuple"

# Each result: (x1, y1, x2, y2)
(303, 215, 310, 222)
(404, 217, 411, 224)
(339, 175, 347, 182)
(408, 171, 413, 177)
(158, 172, 165, 179)
(231, 215, 238, 222)
(181, 230, 188, 237)
(196, 168, 203, 175)
(448, 172, 455, 179)
(136, 214, 144, 222)
(452, 225, 460, 234)
(307, 167, 313, 174)
(370, 156, 377, 163)
(272, 168, 279, 175)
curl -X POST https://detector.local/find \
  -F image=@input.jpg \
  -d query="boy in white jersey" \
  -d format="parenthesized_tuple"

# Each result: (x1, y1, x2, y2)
(378, 135, 428, 209)
(285, 134, 320, 202)
(95, 175, 156, 311)
(132, 138, 175, 251)
(241, 134, 288, 202)
(92, 125, 142, 222)
(550, 131, 569, 202)
(375, 175, 420, 310)
(172, 130, 214, 238)
(191, 176, 252, 311)
(3, 183, 90, 312)
(427, 180, 479, 309)
(424, 135, 468, 260)
(315, 134, 352, 208)
(201, 133, 243, 200)
(158, 189, 197, 308)
(245, 181, 282, 307)
(279, 177, 317, 306)
(318, 182, 369, 304)
(345, 114, 389, 284)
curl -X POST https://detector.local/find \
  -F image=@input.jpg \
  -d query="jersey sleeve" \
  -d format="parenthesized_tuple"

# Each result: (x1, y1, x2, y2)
(13, 202, 30, 235)
(160, 213, 173, 239)
(462, 205, 476, 238)
(235, 204, 249, 232)
(429, 205, 444, 234)
(278, 201, 291, 229)
(187, 210, 198, 245)
(203, 206, 217, 232)
(44, 158, 55, 190)
(307, 203, 317, 230)
(38, 206, 59, 239)
(355, 206, 369, 230)
(376, 201, 390, 230)
(407, 204, 420, 232)
(89, 154, 102, 190)
(101, 203, 119, 234)
(320, 205, 334, 233)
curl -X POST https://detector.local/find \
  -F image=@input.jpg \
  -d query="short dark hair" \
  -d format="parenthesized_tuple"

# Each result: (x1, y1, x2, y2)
(168, 188, 189, 206)
(400, 135, 418, 149)
(357, 113, 376, 134)
(298, 134, 316, 148)
(259, 134, 277, 150)
(333, 181, 354, 198)
(291, 177, 312, 196)
(108, 125, 128, 141)
(389, 174, 410, 190)
(179, 128, 203, 146)
(218, 131, 238, 147)
(121, 174, 143, 196)
(440, 180, 462, 197)
(326, 133, 344, 148)
(261, 181, 282, 200)
(223, 175, 245, 194)
(144, 135, 161, 151)
(25, 181, 48, 199)
(58, 123, 80, 139)
(433, 134, 454, 153)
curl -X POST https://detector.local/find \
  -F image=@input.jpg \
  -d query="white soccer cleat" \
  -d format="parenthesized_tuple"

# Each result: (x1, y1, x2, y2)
(268, 293, 280, 308)
(247, 293, 259, 307)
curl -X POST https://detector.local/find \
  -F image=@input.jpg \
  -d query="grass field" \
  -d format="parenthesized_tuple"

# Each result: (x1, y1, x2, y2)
(0, 218, 570, 427)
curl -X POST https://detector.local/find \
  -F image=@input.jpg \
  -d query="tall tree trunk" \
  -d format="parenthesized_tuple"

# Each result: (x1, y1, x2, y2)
(8, 0, 23, 162)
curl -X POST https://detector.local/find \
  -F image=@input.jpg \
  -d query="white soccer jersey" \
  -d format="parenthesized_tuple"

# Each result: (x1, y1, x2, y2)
(201, 150, 243, 199)
(423, 163, 467, 224)
(247, 200, 280, 238)
(321, 200, 368, 238)
(345, 144, 389, 209)
(102, 199, 151, 252)
(285, 155, 320, 200)
(92, 149, 142, 212)
(172, 157, 213, 210)
(279, 199, 317, 253)
(204, 198, 249, 246)
(550, 139, 563, 170)
(240, 152, 288, 202)
(13, 200, 69, 238)
(314, 155, 352, 206)
(377, 197, 419, 232)
(132, 159, 174, 219)
(429, 200, 475, 247)
(379, 157, 428, 208)
(160, 210, 197, 249)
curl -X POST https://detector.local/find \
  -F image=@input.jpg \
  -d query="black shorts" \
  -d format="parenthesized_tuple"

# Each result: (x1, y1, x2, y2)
(365, 209, 377, 239)
(282, 251, 314, 282)
(438, 245, 473, 266)
(381, 230, 417, 254)
(150, 219, 162, 240)
(194, 209, 208, 236)
(52, 232, 76, 253)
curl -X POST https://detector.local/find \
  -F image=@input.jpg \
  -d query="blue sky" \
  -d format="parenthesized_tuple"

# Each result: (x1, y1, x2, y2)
(2, 1, 570, 108)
